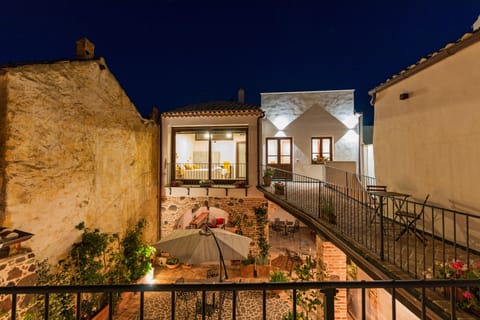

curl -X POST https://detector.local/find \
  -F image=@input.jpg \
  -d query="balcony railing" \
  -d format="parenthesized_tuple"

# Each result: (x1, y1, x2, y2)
(2, 279, 480, 319)
(168, 162, 247, 186)
(260, 167, 480, 280)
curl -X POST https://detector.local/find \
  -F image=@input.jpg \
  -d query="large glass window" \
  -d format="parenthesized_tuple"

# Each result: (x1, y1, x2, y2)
(311, 137, 333, 164)
(173, 128, 247, 182)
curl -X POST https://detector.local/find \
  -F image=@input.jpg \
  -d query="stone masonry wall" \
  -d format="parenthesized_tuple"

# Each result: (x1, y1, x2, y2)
(160, 196, 268, 257)
(0, 58, 159, 263)
(0, 249, 36, 319)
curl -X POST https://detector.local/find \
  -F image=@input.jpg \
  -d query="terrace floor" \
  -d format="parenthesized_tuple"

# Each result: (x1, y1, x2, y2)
(116, 227, 317, 320)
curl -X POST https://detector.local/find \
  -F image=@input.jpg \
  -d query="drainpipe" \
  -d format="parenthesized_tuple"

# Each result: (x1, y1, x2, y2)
(157, 114, 162, 241)
(357, 112, 363, 177)
(257, 110, 265, 186)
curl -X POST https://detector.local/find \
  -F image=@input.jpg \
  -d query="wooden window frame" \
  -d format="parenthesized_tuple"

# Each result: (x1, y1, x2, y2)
(311, 137, 333, 164)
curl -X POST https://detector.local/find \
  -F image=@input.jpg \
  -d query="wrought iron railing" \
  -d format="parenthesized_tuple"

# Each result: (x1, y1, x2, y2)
(260, 166, 480, 281)
(2, 279, 480, 319)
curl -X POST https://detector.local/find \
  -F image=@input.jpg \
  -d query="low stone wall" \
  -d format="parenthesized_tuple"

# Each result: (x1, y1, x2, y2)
(0, 249, 36, 319)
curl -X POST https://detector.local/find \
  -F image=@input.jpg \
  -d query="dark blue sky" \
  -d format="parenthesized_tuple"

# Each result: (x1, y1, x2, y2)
(1, 1, 480, 124)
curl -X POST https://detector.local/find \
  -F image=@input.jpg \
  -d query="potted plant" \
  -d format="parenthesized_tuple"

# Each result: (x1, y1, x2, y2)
(170, 180, 183, 187)
(240, 256, 255, 277)
(320, 197, 336, 224)
(263, 168, 274, 186)
(234, 180, 247, 188)
(273, 182, 285, 195)
(269, 270, 289, 294)
(312, 155, 329, 165)
(254, 204, 270, 277)
(165, 257, 180, 269)
(199, 179, 214, 187)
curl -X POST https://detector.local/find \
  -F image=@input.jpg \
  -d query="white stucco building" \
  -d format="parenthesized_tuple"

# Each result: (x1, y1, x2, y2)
(261, 90, 360, 181)
(369, 20, 480, 212)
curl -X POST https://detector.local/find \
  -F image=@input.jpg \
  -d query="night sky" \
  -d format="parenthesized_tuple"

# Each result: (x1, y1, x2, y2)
(1, 1, 480, 124)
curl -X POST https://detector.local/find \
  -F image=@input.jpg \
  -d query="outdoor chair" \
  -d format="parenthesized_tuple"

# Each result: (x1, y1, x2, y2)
(367, 185, 387, 224)
(395, 194, 430, 243)
(206, 268, 219, 280)
(285, 248, 302, 275)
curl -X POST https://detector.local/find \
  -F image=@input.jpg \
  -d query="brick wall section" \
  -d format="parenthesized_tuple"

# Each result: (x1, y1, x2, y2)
(160, 196, 267, 256)
(0, 249, 36, 319)
(317, 236, 347, 320)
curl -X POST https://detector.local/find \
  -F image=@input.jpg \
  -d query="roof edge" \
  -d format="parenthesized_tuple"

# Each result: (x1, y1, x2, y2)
(261, 89, 355, 96)
(368, 30, 480, 97)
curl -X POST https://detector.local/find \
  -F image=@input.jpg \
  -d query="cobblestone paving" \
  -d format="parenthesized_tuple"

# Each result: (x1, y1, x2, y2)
(127, 291, 291, 320)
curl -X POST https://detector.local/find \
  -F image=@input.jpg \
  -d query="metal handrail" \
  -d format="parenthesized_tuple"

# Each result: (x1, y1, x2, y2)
(259, 166, 480, 280)
(2, 279, 480, 320)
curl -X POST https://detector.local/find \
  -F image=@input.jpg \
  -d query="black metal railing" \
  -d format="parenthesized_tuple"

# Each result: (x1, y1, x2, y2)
(260, 166, 480, 280)
(2, 279, 480, 319)
(168, 162, 247, 186)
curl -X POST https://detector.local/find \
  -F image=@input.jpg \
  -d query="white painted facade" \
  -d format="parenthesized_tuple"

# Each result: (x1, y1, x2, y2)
(261, 90, 360, 180)
(370, 33, 480, 213)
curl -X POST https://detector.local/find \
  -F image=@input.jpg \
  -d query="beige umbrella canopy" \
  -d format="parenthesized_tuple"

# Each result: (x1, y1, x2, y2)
(153, 226, 252, 281)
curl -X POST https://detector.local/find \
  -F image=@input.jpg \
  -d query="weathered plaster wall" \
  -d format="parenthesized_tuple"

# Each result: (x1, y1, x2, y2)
(0, 59, 159, 263)
(261, 91, 359, 179)
(373, 42, 480, 213)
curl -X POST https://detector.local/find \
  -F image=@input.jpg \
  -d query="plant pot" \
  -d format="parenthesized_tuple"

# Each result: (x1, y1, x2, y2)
(256, 264, 271, 278)
(263, 177, 272, 187)
(328, 215, 337, 225)
(166, 263, 179, 269)
(240, 264, 254, 278)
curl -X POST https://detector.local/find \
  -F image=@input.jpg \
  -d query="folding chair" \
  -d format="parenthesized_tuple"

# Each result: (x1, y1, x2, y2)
(366, 185, 387, 224)
(395, 194, 430, 243)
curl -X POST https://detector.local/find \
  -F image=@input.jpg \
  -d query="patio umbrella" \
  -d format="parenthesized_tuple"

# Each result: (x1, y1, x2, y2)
(153, 225, 252, 281)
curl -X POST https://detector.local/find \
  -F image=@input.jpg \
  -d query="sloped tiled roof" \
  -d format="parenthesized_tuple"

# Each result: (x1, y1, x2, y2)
(161, 101, 263, 118)
(369, 28, 480, 97)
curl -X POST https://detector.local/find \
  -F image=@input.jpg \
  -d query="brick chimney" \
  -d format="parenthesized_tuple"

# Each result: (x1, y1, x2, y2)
(75, 38, 95, 59)
(238, 87, 245, 103)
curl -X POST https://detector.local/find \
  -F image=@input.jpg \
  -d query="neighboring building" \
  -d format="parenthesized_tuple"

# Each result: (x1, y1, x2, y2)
(159, 89, 267, 256)
(0, 39, 159, 263)
(369, 19, 480, 212)
(261, 90, 360, 181)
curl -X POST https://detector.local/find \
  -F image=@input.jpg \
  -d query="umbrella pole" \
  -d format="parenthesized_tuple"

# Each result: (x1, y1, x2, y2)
(208, 226, 228, 282)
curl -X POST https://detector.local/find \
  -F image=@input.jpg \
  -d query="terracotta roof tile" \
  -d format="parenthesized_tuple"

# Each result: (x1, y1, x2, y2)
(162, 101, 262, 118)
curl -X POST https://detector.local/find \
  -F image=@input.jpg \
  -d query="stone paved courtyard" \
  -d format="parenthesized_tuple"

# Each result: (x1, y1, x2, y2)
(114, 226, 316, 320)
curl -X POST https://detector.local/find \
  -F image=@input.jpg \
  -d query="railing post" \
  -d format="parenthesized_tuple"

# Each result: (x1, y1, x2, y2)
(321, 287, 337, 320)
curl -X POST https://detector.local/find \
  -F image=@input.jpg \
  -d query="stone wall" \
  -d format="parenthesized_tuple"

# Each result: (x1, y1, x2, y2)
(0, 249, 36, 319)
(0, 58, 159, 263)
(160, 196, 267, 257)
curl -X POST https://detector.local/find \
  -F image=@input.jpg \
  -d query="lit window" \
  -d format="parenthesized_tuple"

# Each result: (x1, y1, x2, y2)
(311, 137, 333, 164)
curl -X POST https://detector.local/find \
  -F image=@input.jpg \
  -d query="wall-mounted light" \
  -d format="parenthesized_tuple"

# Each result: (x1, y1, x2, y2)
(399, 93, 409, 100)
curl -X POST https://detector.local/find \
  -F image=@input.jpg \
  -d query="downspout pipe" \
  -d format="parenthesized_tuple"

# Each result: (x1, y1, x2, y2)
(257, 110, 265, 187)
(157, 113, 162, 241)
